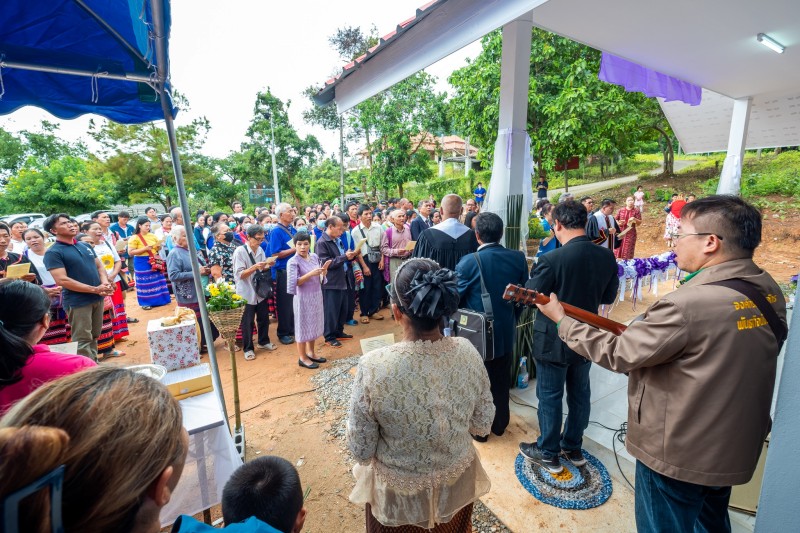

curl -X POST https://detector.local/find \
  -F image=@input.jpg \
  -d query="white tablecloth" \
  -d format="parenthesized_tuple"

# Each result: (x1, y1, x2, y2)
(160, 391, 243, 527)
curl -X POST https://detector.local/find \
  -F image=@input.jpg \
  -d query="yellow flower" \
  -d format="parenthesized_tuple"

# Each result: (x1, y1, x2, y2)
(208, 286, 220, 297)
(232, 294, 242, 300)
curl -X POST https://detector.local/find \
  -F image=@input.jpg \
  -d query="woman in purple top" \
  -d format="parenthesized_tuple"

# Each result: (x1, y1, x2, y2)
(0, 280, 95, 415)
(286, 232, 330, 369)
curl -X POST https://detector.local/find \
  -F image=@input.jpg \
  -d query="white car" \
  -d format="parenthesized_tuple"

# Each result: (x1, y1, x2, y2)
(0, 213, 46, 226)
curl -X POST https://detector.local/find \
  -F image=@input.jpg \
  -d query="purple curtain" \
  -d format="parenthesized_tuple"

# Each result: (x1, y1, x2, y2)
(599, 53, 701, 106)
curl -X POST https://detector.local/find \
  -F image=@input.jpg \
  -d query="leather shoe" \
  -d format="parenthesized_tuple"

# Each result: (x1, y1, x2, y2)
(326, 340, 343, 348)
(279, 336, 294, 345)
(308, 354, 327, 363)
(337, 333, 353, 340)
(472, 434, 489, 443)
(298, 359, 319, 369)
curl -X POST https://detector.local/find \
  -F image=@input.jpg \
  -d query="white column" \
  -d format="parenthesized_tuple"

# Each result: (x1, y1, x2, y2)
(464, 137, 471, 176)
(755, 304, 797, 532)
(717, 97, 751, 195)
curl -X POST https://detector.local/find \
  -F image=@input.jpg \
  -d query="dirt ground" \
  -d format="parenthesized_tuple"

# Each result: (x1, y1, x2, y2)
(127, 195, 798, 532)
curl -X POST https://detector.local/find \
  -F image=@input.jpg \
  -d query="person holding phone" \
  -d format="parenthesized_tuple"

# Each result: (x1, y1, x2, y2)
(234, 224, 277, 361)
(287, 231, 330, 368)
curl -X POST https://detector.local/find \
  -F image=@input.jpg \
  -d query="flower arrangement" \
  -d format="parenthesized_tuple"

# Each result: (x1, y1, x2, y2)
(205, 280, 245, 312)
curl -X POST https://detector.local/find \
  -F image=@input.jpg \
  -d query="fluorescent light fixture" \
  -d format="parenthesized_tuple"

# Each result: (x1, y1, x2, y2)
(757, 33, 785, 54)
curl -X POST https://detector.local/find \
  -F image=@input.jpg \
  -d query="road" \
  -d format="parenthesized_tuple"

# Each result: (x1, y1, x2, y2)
(548, 159, 698, 199)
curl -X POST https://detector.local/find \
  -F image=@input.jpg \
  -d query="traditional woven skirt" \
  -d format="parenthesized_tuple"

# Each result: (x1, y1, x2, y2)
(111, 281, 129, 340)
(40, 285, 70, 345)
(133, 255, 171, 308)
(97, 296, 115, 355)
(365, 504, 473, 533)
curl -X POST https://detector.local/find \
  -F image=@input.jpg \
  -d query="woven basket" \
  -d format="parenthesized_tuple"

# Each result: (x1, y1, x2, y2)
(209, 307, 245, 341)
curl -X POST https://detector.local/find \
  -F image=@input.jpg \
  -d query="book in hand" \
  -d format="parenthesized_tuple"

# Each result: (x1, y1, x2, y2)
(5, 262, 31, 279)
(405, 240, 417, 251)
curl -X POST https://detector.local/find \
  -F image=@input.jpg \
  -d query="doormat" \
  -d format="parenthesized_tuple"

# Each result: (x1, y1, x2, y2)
(515, 450, 613, 509)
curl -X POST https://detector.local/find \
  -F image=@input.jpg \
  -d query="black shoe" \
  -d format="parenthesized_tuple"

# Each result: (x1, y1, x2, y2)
(326, 340, 343, 348)
(337, 333, 353, 340)
(472, 434, 488, 443)
(308, 354, 327, 363)
(519, 442, 563, 474)
(298, 359, 319, 369)
(561, 448, 587, 466)
(279, 336, 294, 345)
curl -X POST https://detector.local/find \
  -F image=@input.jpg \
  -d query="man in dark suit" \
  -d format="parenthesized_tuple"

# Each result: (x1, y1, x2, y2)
(519, 201, 619, 473)
(316, 216, 359, 348)
(456, 212, 529, 440)
(409, 199, 433, 240)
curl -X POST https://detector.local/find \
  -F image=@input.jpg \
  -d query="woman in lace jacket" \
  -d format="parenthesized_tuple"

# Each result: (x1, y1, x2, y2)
(347, 258, 495, 532)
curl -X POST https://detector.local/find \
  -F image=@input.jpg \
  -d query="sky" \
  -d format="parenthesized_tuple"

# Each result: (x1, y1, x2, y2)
(0, 0, 482, 160)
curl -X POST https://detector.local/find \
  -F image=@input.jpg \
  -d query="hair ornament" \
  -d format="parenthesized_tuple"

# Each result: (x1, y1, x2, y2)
(402, 268, 458, 318)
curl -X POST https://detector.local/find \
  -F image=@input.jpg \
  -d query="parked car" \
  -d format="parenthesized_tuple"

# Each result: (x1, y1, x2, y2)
(0, 213, 46, 226)
(74, 210, 120, 224)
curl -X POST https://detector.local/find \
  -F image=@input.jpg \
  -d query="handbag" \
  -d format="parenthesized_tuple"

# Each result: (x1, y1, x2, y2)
(247, 249, 273, 299)
(358, 226, 382, 264)
(138, 232, 166, 272)
(447, 253, 495, 361)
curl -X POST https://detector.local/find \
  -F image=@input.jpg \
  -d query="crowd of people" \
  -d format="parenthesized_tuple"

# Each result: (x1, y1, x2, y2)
(0, 188, 788, 533)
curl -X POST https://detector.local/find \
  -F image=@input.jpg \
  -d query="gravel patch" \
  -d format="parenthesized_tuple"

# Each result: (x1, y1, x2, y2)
(312, 356, 511, 532)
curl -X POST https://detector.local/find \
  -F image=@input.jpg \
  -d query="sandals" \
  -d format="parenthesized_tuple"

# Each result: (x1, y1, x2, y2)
(107, 350, 125, 358)
(307, 354, 327, 363)
(298, 359, 319, 369)
(369, 314, 385, 321)
(244, 350, 256, 361)
(360, 317, 370, 324)
(141, 306, 152, 310)
(127, 317, 140, 324)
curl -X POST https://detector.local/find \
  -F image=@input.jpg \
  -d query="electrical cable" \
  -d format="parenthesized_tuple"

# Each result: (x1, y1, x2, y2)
(229, 360, 359, 418)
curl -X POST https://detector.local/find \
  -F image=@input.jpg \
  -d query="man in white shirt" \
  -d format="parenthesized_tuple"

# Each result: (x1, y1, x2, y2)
(352, 204, 385, 323)
(145, 206, 161, 232)
(92, 211, 116, 248)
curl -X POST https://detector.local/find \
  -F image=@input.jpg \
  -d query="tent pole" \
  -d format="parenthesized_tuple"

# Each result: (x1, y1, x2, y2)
(151, 0, 228, 423)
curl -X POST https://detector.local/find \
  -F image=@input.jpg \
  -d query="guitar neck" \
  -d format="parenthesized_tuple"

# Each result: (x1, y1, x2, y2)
(503, 284, 627, 335)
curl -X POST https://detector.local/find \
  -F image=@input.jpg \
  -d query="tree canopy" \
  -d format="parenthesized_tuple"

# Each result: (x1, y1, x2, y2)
(449, 29, 672, 177)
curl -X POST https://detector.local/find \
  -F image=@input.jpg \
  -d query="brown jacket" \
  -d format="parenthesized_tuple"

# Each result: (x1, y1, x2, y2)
(558, 259, 786, 486)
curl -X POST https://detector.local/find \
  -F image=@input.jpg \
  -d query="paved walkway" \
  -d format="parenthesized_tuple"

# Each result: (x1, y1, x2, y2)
(549, 159, 697, 199)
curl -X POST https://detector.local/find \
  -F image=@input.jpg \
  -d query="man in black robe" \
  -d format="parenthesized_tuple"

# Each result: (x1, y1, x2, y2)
(411, 194, 478, 271)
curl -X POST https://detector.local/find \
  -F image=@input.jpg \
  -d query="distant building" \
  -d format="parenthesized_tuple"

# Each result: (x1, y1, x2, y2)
(350, 133, 481, 175)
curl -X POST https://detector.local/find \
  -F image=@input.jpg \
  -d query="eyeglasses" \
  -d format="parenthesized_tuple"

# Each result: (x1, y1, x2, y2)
(674, 232, 723, 240)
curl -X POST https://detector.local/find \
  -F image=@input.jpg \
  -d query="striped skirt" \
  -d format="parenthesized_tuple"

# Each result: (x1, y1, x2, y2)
(40, 285, 70, 345)
(98, 296, 115, 354)
(133, 255, 171, 308)
(111, 281, 129, 340)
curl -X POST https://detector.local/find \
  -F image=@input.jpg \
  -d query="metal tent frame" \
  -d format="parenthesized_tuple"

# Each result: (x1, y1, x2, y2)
(0, 0, 228, 421)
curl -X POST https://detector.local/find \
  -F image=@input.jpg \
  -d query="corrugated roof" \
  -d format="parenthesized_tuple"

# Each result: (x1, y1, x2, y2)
(313, 0, 445, 107)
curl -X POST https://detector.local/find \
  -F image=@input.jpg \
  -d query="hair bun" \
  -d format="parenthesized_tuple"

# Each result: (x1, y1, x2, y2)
(402, 268, 459, 320)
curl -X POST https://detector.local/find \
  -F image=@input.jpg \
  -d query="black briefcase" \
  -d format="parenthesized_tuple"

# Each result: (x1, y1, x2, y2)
(447, 253, 495, 361)
(448, 308, 494, 361)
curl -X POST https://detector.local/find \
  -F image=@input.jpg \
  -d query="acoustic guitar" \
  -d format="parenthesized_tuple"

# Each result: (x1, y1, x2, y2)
(502, 284, 628, 336)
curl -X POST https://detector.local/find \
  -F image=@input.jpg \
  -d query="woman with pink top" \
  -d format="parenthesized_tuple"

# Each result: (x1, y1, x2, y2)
(0, 279, 95, 415)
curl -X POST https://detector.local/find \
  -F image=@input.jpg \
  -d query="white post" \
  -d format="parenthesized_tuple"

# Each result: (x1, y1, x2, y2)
(439, 155, 445, 177)
(717, 97, 751, 195)
(495, 11, 533, 246)
(755, 302, 798, 532)
(269, 114, 280, 205)
(465, 136, 471, 177)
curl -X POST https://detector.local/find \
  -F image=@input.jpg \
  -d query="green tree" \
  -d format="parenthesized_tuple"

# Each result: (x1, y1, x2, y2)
(3, 156, 117, 213)
(449, 29, 669, 178)
(242, 89, 324, 206)
(360, 72, 449, 196)
(88, 94, 217, 210)
(0, 121, 85, 186)
(303, 25, 379, 199)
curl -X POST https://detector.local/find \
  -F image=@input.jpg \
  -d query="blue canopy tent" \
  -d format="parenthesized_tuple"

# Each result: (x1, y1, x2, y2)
(0, 1, 227, 420)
